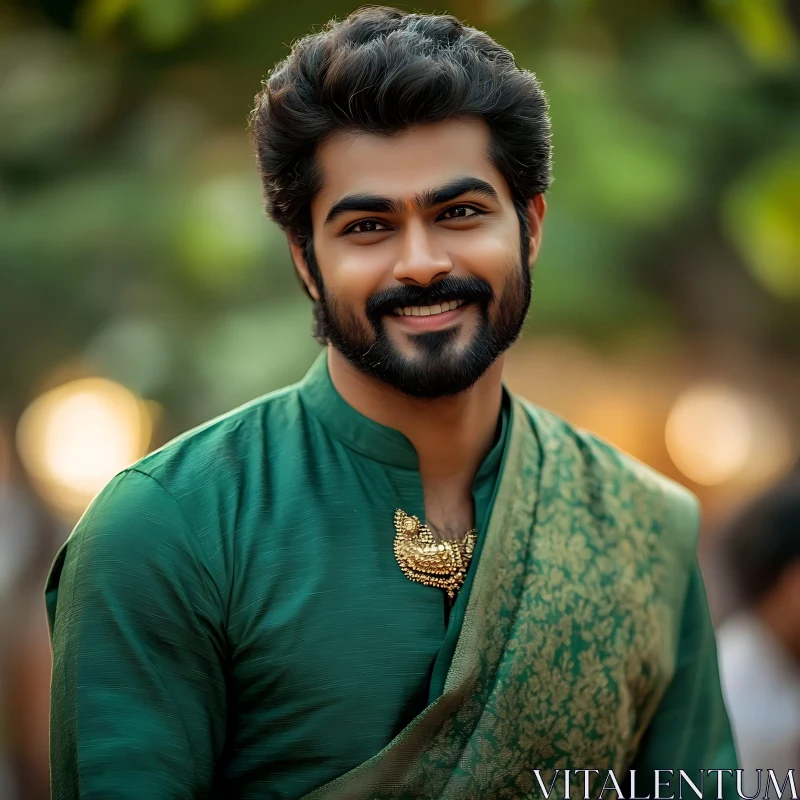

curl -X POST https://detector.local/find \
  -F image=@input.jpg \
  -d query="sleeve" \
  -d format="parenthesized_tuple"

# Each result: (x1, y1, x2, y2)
(45, 468, 228, 800)
(627, 560, 740, 799)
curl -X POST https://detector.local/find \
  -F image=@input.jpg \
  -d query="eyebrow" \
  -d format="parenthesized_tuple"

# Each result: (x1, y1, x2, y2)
(324, 176, 499, 226)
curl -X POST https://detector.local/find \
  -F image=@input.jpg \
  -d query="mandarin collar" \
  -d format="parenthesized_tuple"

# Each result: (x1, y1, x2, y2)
(297, 349, 510, 474)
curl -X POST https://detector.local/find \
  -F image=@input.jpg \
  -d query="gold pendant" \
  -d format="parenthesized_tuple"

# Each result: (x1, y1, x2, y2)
(393, 509, 477, 600)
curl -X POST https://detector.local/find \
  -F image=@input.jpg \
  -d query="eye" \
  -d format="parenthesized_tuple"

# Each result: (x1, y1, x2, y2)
(439, 205, 482, 220)
(345, 219, 390, 235)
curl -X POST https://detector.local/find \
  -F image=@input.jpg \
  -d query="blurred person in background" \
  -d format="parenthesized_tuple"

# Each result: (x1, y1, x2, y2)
(0, 420, 62, 800)
(46, 6, 737, 799)
(717, 467, 800, 777)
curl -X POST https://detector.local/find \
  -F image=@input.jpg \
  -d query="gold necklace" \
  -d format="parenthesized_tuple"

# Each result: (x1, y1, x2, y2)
(393, 509, 477, 600)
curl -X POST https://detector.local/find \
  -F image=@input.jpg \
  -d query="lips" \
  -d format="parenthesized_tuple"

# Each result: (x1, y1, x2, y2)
(391, 299, 466, 317)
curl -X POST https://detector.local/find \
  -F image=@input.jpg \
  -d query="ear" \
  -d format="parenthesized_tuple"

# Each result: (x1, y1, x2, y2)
(288, 234, 321, 302)
(525, 194, 547, 269)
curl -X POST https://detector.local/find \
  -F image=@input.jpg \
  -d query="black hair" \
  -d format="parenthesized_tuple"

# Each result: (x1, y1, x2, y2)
(250, 5, 552, 301)
(719, 466, 800, 609)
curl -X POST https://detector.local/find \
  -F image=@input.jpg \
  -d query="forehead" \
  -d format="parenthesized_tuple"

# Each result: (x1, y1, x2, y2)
(312, 117, 511, 211)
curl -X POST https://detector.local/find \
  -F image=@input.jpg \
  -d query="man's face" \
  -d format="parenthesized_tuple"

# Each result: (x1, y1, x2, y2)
(299, 117, 544, 398)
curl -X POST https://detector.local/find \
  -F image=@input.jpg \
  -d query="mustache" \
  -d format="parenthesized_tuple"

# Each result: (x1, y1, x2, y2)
(365, 276, 494, 319)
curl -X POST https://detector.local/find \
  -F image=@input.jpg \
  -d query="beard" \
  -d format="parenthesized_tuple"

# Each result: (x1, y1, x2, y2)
(310, 247, 531, 399)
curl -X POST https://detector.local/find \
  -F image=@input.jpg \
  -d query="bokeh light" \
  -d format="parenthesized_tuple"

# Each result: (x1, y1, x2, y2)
(16, 378, 152, 519)
(665, 383, 793, 487)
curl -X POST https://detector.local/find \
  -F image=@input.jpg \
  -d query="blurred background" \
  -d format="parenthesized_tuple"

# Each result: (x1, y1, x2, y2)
(1, 0, 799, 796)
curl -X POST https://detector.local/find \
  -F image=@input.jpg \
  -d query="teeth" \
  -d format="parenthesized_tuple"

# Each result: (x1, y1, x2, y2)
(394, 299, 466, 317)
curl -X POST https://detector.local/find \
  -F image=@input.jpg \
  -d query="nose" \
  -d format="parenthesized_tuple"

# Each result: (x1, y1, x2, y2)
(392, 218, 452, 286)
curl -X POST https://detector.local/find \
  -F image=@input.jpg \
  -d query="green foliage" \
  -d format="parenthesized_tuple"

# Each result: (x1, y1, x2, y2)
(2, 0, 799, 434)
(723, 148, 800, 299)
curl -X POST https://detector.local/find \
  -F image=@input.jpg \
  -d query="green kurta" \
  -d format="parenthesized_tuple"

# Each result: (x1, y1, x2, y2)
(46, 351, 509, 799)
(47, 350, 737, 799)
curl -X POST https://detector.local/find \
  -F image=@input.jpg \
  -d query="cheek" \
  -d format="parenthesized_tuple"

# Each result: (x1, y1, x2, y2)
(319, 243, 389, 307)
(454, 230, 519, 285)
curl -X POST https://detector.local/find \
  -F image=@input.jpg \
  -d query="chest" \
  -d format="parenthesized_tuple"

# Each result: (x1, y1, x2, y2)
(221, 490, 456, 777)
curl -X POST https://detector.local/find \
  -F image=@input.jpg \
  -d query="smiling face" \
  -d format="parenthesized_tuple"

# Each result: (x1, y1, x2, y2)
(291, 117, 545, 398)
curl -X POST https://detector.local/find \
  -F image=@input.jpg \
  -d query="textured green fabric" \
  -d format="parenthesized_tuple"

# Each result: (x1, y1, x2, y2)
(46, 350, 509, 800)
(47, 350, 737, 799)
(298, 397, 739, 799)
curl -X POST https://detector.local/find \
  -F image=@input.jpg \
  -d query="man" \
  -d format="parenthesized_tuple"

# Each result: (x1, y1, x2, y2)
(47, 7, 737, 799)
(717, 471, 800, 778)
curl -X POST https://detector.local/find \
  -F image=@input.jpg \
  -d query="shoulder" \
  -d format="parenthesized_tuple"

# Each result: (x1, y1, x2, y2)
(132, 381, 303, 491)
(51, 384, 305, 587)
(56, 468, 204, 578)
(515, 397, 700, 564)
(94, 381, 308, 542)
(46, 467, 218, 629)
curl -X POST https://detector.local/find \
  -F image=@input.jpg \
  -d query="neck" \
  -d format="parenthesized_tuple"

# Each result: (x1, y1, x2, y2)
(327, 345, 504, 483)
